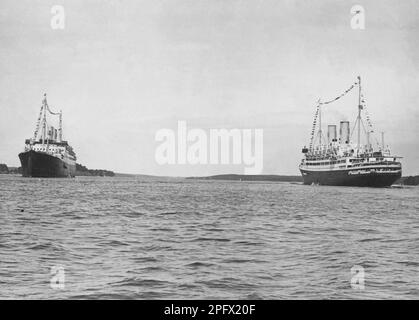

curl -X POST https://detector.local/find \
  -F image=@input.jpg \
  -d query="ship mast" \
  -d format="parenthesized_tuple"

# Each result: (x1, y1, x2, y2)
(38, 93, 63, 143)
(381, 131, 385, 152)
(59, 110, 63, 142)
(357, 76, 361, 156)
(318, 104, 322, 146)
(41, 94, 48, 145)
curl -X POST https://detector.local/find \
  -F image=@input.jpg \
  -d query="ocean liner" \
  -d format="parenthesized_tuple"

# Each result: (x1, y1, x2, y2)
(18, 94, 76, 177)
(299, 76, 402, 187)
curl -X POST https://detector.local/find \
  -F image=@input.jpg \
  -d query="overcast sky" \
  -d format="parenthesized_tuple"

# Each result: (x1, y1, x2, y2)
(1, 0, 418, 175)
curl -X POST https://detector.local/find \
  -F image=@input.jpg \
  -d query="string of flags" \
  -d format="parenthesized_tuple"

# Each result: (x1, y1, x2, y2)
(33, 98, 61, 140)
(46, 103, 61, 116)
(308, 79, 360, 150)
(361, 93, 374, 132)
(309, 104, 321, 150)
(319, 81, 358, 105)
(33, 105, 44, 140)
(360, 93, 380, 147)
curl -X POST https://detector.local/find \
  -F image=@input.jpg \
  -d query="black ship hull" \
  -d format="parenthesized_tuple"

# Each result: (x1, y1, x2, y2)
(300, 168, 401, 187)
(19, 150, 75, 178)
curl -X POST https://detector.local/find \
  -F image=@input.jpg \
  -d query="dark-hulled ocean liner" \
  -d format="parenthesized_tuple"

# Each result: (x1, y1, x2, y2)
(19, 94, 76, 177)
(299, 76, 402, 187)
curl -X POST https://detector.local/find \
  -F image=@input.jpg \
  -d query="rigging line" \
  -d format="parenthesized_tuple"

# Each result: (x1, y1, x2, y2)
(360, 118, 368, 136)
(316, 130, 325, 146)
(350, 117, 358, 139)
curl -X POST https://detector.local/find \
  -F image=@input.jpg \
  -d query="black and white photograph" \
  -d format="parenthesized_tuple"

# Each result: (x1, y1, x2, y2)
(0, 0, 418, 306)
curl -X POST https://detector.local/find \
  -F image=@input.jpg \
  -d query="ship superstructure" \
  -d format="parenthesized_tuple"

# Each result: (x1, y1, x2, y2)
(299, 76, 402, 187)
(18, 94, 76, 177)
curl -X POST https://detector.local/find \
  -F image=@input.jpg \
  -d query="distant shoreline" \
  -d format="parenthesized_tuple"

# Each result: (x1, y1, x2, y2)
(186, 174, 419, 185)
(2, 162, 419, 185)
(186, 174, 303, 182)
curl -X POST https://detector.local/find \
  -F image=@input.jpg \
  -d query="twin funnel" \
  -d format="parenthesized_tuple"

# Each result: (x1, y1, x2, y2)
(327, 121, 350, 144)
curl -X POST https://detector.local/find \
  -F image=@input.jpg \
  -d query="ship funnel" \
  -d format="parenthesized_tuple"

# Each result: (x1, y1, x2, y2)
(340, 121, 350, 144)
(48, 126, 55, 140)
(327, 125, 337, 144)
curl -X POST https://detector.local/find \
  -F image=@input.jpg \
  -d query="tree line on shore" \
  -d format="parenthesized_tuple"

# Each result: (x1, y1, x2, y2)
(396, 176, 419, 186)
(75, 163, 115, 177)
(0, 164, 21, 174)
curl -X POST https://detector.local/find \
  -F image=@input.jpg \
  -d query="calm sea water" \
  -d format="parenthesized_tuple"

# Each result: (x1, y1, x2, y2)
(0, 175, 418, 299)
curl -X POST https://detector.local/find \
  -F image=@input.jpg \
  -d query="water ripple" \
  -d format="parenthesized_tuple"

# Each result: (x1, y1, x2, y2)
(0, 175, 418, 299)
